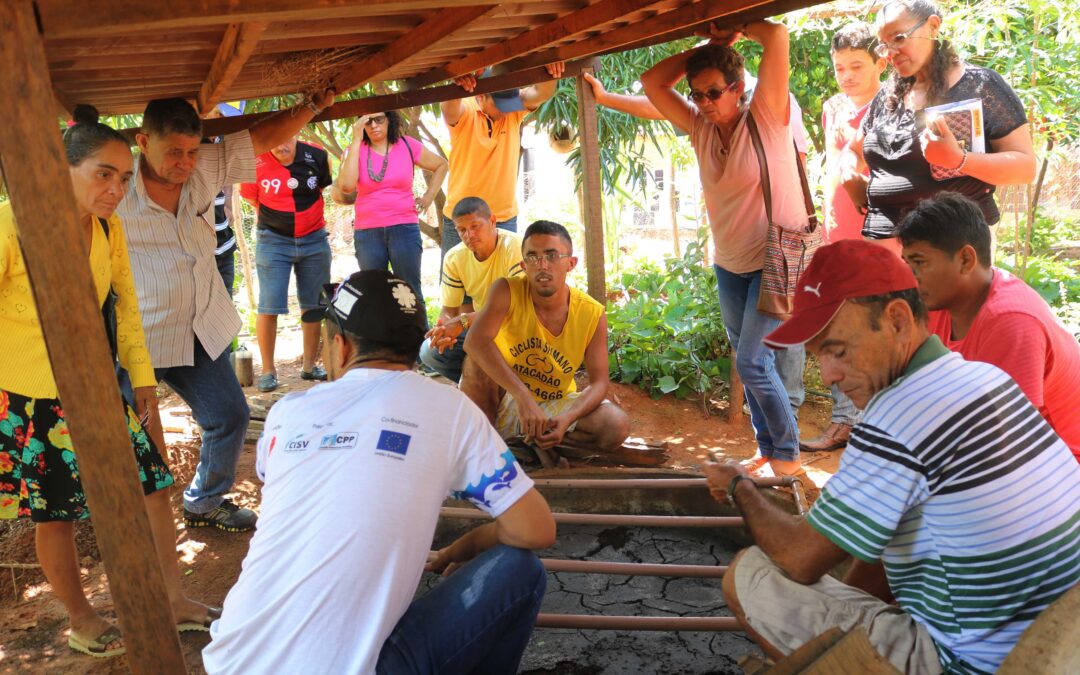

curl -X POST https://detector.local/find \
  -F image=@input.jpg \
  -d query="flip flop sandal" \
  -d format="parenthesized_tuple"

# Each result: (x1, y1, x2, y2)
(178, 606, 222, 633)
(68, 625, 125, 658)
(741, 456, 771, 474)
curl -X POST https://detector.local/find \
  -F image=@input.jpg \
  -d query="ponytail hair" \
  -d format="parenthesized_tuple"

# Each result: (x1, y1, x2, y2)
(63, 105, 129, 166)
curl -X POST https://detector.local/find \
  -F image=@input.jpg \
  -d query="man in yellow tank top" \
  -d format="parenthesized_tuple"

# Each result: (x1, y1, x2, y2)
(462, 221, 630, 466)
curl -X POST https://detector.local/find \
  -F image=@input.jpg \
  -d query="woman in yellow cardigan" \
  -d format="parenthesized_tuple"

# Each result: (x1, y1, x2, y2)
(0, 106, 216, 657)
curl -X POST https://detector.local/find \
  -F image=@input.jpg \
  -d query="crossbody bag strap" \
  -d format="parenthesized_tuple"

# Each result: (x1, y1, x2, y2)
(745, 112, 773, 227)
(794, 140, 819, 233)
(403, 137, 416, 169)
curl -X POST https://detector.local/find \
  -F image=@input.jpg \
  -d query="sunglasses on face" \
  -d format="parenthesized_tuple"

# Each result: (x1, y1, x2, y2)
(365, 116, 388, 126)
(687, 82, 738, 105)
(874, 15, 931, 56)
(523, 252, 572, 266)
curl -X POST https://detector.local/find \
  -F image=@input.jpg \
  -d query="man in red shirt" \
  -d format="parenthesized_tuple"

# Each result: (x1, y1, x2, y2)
(240, 135, 333, 392)
(899, 192, 1080, 461)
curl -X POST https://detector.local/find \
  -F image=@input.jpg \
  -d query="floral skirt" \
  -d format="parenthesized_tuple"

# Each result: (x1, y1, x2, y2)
(0, 389, 174, 522)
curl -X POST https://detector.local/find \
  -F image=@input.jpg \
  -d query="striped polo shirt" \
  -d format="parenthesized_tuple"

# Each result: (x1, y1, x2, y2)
(118, 131, 256, 368)
(808, 336, 1080, 674)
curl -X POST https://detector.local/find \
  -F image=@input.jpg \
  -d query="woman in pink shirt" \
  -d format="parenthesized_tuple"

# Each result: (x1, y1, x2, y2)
(334, 111, 447, 327)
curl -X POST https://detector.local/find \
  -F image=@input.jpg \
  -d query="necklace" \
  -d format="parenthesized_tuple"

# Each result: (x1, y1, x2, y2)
(366, 143, 391, 183)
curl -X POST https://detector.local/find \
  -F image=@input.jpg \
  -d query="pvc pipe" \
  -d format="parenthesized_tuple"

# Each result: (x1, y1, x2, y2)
(536, 614, 742, 631)
(440, 507, 745, 528)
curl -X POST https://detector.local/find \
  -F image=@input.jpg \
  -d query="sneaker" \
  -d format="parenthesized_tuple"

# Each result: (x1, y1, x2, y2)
(257, 373, 279, 392)
(184, 500, 257, 533)
(300, 366, 327, 381)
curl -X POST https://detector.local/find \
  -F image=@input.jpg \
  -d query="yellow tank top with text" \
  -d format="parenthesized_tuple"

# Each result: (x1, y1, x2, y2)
(494, 276, 604, 402)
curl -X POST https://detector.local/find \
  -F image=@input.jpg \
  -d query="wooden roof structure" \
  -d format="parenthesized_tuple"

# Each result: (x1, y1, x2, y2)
(4, 1, 826, 672)
(40, 0, 817, 119)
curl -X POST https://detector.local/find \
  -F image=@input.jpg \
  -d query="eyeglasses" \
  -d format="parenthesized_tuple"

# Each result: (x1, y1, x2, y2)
(365, 115, 388, 126)
(874, 16, 931, 57)
(687, 82, 738, 105)
(523, 252, 572, 266)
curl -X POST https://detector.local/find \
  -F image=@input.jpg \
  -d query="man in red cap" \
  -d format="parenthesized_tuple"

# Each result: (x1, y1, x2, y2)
(703, 240, 1080, 674)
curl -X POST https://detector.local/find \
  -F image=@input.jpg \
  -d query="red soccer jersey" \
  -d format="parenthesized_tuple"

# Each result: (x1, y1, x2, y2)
(240, 141, 332, 238)
(930, 269, 1080, 460)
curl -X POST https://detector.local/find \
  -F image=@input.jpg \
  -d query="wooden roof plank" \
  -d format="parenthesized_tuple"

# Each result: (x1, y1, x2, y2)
(408, 0, 667, 88)
(324, 5, 498, 94)
(37, 0, 508, 38)
(197, 21, 270, 115)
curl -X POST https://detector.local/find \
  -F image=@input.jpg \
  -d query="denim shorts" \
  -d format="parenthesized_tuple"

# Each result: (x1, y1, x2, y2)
(255, 228, 332, 314)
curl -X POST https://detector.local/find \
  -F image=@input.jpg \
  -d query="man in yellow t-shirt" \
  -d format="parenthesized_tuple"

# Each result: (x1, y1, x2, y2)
(420, 197, 524, 382)
(438, 63, 565, 257)
(462, 220, 630, 464)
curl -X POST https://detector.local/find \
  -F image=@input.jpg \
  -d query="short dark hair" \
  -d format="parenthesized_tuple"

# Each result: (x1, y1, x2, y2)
(63, 105, 130, 166)
(325, 315, 419, 366)
(897, 192, 992, 268)
(141, 98, 202, 138)
(831, 21, 877, 55)
(523, 220, 573, 253)
(452, 196, 491, 221)
(850, 289, 928, 329)
(686, 44, 745, 88)
(362, 110, 403, 146)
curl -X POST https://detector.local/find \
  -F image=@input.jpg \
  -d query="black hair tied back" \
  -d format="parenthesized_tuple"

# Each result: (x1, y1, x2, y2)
(63, 104, 129, 166)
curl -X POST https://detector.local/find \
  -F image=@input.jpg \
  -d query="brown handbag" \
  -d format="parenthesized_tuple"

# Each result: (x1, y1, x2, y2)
(746, 112, 821, 321)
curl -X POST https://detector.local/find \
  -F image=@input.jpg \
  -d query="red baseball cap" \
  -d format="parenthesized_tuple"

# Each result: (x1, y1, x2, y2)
(764, 240, 917, 349)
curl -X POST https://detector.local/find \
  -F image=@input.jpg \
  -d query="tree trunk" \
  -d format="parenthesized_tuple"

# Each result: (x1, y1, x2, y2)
(669, 153, 680, 258)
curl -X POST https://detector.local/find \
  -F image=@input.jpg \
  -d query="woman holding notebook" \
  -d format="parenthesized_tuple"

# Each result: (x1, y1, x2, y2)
(840, 0, 1035, 256)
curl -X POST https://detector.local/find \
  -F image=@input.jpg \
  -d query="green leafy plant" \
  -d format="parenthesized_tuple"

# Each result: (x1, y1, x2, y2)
(607, 227, 730, 399)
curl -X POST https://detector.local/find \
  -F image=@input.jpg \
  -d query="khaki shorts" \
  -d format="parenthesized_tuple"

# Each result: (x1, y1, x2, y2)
(495, 391, 580, 440)
(733, 546, 943, 674)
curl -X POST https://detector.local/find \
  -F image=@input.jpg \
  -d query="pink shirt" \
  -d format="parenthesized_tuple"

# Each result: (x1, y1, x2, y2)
(821, 93, 870, 245)
(929, 269, 1080, 460)
(690, 94, 811, 274)
(353, 136, 423, 230)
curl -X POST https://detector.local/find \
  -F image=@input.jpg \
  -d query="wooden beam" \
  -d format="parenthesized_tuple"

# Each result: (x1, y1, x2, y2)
(323, 6, 496, 94)
(0, 2, 186, 673)
(197, 22, 269, 115)
(408, 0, 668, 89)
(575, 66, 606, 303)
(187, 58, 592, 138)
(37, 0, 501, 38)
(497, 0, 778, 74)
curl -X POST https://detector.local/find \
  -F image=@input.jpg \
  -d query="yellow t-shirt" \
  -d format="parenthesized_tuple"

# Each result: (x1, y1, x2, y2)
(494, 276, 604, 402)
(440, 231, 524, 310)
(443, 98, 527, 222)
(0, 203, 156, 399)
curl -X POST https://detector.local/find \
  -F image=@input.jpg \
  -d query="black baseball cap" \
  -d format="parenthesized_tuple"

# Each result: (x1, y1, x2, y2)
(301, 270, 426, 350)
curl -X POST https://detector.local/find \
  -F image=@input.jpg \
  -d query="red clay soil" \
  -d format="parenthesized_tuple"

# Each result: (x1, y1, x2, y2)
(0, 362, 842, 673)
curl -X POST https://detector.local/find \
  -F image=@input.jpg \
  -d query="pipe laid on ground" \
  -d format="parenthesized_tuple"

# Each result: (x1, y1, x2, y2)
(440, 507, 744, 528)
(540, 558, 727, 578)
(531, 477, 796, 489)
(536, 614, 742, 631)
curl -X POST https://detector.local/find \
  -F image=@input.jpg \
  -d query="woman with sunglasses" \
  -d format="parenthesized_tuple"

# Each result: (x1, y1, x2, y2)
(333, 111, 448, 329)
(0, 105, 217, 658)
(840, 0, 1035, 255)
(642, 21, 806, 477)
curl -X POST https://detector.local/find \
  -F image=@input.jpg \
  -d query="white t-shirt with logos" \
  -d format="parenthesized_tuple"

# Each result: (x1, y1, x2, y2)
(202, 368, 535, 675)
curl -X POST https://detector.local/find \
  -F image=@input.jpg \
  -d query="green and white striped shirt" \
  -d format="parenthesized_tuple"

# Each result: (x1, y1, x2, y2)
(809, 336, 1080, 674)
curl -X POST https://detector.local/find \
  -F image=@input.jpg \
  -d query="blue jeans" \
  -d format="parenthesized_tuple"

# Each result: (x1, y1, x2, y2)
(713, 266, 800, 462)
(255, 228, 332, 314)
(216, 253, 235, 298)
(775, 344, 805, 417)
(354, 223, 428, 329)
(830, 384, 859, 425)
(158, 341, 249, 513)
(419, 332, 467, 383)
(376, 545, 546, 675)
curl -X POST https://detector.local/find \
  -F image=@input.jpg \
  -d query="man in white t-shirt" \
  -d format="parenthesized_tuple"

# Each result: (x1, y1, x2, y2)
(203, 270, 557, 675)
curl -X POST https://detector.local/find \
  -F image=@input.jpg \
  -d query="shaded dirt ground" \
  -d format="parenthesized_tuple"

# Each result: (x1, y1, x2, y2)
(0, 329, 842, 674)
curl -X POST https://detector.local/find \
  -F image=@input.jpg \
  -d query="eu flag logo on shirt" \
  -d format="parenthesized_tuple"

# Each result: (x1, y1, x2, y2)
(376, 430, 411, 456)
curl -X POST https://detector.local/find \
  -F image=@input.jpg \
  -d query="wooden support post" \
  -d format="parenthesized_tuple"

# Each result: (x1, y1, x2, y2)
(0, 2, 186, 672)
(575, 66, 606, 303)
